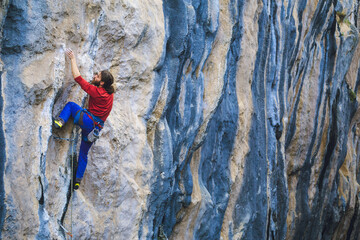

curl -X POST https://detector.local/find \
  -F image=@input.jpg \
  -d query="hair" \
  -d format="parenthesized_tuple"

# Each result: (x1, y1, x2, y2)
(101, 70, 115, 94)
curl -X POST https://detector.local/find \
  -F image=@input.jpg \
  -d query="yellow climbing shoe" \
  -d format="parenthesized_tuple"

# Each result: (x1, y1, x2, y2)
(73, 178, 81, 190)
(54, 118, 64, 129)
(74, 183, 80, 190)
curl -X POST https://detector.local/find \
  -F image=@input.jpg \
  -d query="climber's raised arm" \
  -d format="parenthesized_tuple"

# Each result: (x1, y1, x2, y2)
(65, 48, 80, 79)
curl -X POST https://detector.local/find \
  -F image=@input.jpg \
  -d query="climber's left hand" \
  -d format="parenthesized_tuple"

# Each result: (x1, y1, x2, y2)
(65, 48, 75, 60)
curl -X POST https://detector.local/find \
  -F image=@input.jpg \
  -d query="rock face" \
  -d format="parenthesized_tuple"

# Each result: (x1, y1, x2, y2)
(1, 0, 360, 239)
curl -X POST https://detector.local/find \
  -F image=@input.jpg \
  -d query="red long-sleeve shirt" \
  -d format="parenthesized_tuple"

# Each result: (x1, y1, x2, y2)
(75, 75, 113, 122)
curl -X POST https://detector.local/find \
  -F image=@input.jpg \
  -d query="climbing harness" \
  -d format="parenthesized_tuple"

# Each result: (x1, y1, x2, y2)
(74, 109, 104, 129)
(52, 134, 75, 239)
(83, 110, 104, 129)
(74, 109, 104, 143)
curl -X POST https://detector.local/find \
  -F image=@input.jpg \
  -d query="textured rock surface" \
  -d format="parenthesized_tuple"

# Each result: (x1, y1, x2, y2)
(1, 0, 360, 239)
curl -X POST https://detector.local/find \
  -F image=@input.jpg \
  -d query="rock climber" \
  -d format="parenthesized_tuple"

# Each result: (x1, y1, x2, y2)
(54, 48, 115, 190)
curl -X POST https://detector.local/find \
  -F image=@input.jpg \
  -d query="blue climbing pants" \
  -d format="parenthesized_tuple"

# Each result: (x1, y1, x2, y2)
(59, 102, 98, 179)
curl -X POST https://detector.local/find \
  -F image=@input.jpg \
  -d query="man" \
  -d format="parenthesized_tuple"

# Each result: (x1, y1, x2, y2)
(54, 48, 114, 190)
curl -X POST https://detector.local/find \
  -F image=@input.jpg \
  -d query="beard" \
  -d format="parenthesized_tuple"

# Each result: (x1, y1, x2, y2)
(91, 79, 101, 86)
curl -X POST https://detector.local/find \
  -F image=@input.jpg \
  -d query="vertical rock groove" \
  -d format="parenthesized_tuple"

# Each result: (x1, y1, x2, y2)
(0, 68, 6, 240)
(0, 3, 8, 238)
(233, 0, 269, 238)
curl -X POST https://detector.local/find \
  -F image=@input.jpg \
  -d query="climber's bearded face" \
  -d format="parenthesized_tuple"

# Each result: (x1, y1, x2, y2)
(92, 72, 102, 86)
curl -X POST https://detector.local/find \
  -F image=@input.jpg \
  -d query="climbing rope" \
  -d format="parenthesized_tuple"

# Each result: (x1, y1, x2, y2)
(70, 130, 75, 240)
(52, 134, 75, 239)
(52, 135, 75, 142)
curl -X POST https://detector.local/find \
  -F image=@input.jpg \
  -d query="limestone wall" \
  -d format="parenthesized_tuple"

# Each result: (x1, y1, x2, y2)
(0, 0, 359, 239)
